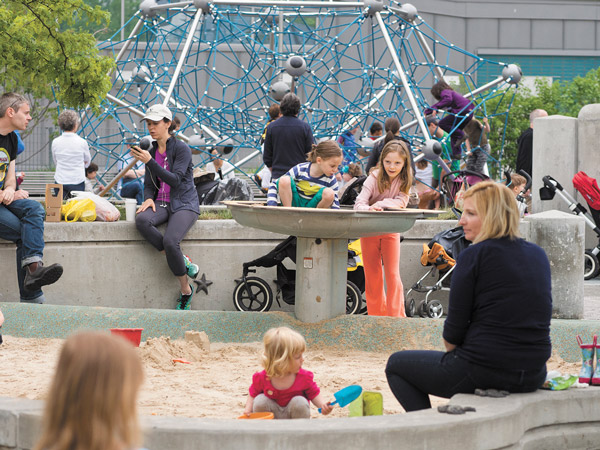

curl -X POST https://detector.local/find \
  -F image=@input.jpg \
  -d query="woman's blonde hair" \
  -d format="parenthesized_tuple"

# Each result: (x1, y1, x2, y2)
(463, 181, 520, 243)
(376, 140, 413, 194)
(261, 327, 306, 378)
(307, 140, 342, 163)
(34, 332, 144, 450)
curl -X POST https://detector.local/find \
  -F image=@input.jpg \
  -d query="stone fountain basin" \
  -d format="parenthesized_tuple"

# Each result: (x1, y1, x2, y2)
(223, 201, 439, 239)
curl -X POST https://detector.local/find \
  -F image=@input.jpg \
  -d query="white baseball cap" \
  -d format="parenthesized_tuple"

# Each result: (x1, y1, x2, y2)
(142, 104, 172, 121)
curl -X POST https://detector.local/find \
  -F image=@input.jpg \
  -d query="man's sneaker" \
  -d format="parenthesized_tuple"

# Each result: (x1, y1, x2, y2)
(176, 284, 194, 310)
(183, 254, 199, 279)
(23, 262, 63, 292)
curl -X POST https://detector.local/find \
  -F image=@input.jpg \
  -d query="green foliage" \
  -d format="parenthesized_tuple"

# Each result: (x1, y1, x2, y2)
(483, 67, 600, 175)
(0, 0, 113, 111)
(82, 0, 140, 41)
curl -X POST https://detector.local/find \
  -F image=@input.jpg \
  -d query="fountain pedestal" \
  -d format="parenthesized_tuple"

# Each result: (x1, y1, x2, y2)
(224, 202, 439, 322)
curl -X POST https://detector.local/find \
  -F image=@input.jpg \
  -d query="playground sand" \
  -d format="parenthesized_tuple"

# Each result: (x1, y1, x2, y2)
(0, 334, 580, 419)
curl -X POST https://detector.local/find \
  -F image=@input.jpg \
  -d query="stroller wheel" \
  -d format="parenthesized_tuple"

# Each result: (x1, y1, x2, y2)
(405, 298, 415, 318)
(426, 300, 444, 319)
(584, 250, 600, 280)
(346, 280, 362, 315)
(233, 277, 274, 312)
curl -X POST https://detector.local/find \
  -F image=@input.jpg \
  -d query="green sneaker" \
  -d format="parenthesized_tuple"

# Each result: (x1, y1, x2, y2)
(183, 254, 199, 279)
(176, 284, 194, 310)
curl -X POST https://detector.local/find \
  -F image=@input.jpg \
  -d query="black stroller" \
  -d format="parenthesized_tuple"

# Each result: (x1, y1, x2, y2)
(540, 172, 600, 279)
(405, 226, 470, 318)
(233, 236, 365, 314)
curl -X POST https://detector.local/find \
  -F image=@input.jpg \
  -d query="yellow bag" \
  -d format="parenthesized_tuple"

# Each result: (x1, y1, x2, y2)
(61, 198, 97, 222)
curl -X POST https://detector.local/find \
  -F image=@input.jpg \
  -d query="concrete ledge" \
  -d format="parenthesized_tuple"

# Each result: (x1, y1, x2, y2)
(3, 388, 600, 450)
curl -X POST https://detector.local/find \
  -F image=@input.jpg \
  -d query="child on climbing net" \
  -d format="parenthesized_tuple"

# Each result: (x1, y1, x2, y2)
(425, 80, 475, 160)
(244, 327, 333, 419)
(267, 140, 343, 209)
(354, 140, 413, 317)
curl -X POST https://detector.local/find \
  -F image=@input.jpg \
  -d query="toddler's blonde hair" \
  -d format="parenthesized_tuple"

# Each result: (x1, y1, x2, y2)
(261, 327, 306, 378)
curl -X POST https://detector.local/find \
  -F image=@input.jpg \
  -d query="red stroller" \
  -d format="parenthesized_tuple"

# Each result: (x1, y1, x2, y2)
(540, 171, 600, 279)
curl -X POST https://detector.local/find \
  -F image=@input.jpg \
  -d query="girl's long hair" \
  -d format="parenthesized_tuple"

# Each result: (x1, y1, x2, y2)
(261, 327, 306, 378)
(34, 332, 144, 450)
(376, 140, 412, 195)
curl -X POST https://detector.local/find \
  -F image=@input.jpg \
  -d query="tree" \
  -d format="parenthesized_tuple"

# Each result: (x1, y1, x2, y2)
(0, 0, 114, 121)
(82, 0, 141, 41)
(485, 67, 600, 175)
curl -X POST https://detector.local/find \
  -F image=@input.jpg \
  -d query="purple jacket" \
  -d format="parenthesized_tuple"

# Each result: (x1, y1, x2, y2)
(425, 89, 474, 116)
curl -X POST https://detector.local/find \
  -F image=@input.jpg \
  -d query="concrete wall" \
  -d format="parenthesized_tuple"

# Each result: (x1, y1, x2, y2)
(415, 0, 600, 60)
(0, 213, 583, 318)
(3, 388, 600, 450)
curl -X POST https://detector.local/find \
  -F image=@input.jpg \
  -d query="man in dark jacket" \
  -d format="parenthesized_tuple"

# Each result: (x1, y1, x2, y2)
(516, 109, 548, 177)
(263, 93, 313, 179)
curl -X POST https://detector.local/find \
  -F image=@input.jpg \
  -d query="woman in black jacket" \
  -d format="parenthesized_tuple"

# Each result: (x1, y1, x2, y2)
(386, 181, 552, 411)
(130, 104, 201, 310)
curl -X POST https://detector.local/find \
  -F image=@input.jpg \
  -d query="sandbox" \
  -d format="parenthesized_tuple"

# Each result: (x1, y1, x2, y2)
(2, 304, 600, 450)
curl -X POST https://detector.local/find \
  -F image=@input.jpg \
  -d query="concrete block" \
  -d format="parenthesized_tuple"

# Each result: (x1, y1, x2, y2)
(17, 411, 42, 450)
(533, 115, 578, 214)
(0, 397, 42, 449)
(578, 104, 600, 179)
(526, 210, 585, 318)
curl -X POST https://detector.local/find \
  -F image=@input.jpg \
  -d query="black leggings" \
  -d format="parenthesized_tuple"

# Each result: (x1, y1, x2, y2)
(135, 205, 198, 277)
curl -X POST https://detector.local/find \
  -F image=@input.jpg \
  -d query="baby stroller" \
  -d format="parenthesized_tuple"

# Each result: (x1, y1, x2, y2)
(405, 226, 470, 318)
(540, 172, 600, 280)
(438, 168, 490, 218)
(233, 236, 365, 314)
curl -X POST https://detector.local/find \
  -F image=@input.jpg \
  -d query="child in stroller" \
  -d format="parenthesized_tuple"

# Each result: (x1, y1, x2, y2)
(233, 236, 365, 314)
(405, 226, 470, 318)
(540, 171, 600, 280)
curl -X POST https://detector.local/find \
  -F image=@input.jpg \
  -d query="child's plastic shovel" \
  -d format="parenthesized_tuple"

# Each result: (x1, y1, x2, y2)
(319, 385, 362, 413)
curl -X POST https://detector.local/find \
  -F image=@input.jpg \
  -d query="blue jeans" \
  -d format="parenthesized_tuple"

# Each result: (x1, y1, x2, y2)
(0, 199, 46, 302)
(121, 179, 144, 205)
(385, 349, 546, 412)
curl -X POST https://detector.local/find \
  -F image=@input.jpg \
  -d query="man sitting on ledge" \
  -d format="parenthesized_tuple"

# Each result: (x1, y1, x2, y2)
(0, 93, 63, 303)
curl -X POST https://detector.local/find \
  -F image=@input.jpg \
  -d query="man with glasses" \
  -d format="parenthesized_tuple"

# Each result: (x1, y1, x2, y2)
(0, 93, 63, 304)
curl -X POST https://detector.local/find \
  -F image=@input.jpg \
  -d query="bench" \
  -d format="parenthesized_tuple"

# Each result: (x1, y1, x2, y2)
(17, 172, 55, 197)
(19, 171, 121, 199)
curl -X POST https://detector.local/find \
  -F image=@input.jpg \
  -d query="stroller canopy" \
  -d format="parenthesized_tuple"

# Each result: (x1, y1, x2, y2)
(573, 171, 600, 211)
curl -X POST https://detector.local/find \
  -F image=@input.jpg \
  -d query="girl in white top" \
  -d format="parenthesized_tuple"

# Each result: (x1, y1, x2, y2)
(354, 140, 413, 317)
(51, 110, 91, 199)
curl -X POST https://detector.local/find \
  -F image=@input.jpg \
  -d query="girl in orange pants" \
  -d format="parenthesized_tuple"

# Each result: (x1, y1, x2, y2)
(360, 233, 404, 316)
(353, 136, 413, 317)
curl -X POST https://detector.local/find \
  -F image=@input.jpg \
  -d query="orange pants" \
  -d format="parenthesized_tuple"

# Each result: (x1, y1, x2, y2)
(360, 233, 406, 317)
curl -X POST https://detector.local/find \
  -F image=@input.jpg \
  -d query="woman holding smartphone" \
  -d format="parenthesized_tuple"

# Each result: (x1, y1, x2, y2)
(130, 104, 200, 310)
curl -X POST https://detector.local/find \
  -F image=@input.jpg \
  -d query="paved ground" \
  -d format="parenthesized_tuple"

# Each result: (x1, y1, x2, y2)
(584, 279, 600, 319)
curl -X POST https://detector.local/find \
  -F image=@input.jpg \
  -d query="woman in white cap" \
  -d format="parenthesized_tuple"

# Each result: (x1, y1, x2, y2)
(129, 104, 201, 310)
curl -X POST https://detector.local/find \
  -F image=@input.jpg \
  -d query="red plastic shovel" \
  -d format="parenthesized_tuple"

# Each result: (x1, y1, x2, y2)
(319, 385, 362, 413)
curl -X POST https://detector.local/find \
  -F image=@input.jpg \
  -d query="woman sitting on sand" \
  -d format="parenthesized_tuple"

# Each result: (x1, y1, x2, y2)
(385, 181, 552, 412)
